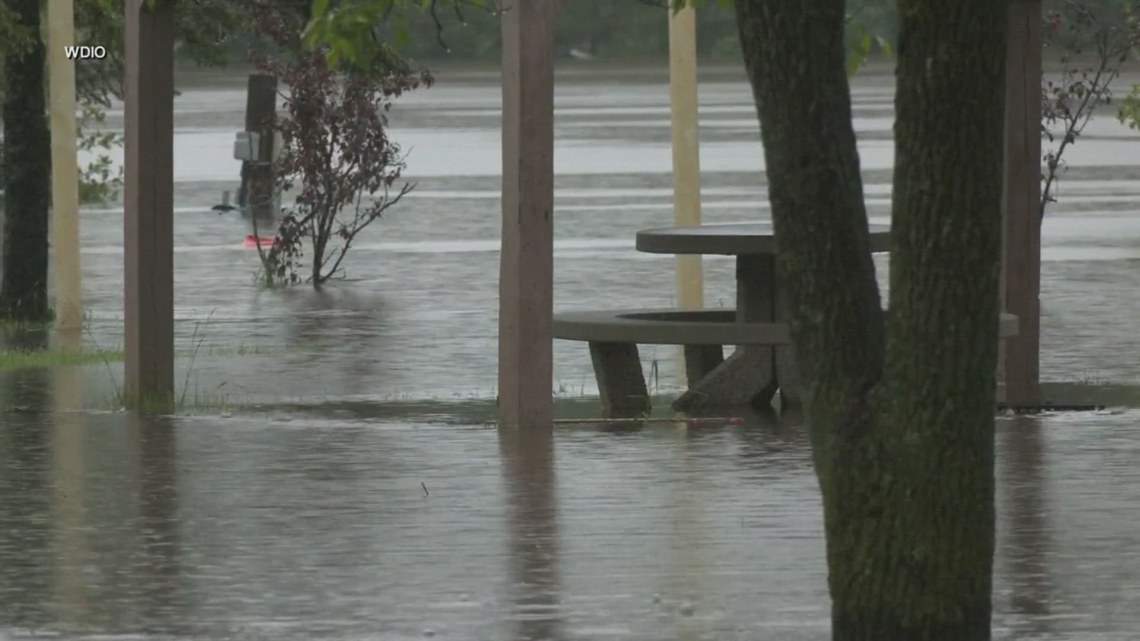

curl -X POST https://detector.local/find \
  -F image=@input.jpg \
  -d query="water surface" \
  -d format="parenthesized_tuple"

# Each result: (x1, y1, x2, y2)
(2, 411, 1140, 640)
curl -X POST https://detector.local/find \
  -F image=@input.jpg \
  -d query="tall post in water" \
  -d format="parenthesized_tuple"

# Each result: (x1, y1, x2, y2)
(47, 0, 83, 330)
(1000, 0, 1042, 406)
(668, 0, 703, 310)
(668, 2, 704, 389)
(498, 0, 557, 430)
(123, 0, 175, 410)
(239, 74, 278, 230)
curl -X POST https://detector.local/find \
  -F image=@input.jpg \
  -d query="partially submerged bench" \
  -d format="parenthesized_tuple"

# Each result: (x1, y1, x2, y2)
(554, 308, 791, 418)
(554, 308, 1020, 418)
(627, 222, 892, 415)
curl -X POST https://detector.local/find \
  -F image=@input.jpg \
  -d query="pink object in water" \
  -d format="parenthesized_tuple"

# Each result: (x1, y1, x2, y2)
(242, 235, 278, 248)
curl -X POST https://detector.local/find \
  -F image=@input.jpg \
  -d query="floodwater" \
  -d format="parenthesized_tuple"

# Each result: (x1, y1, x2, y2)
(2, 411, 1140, 640)
(24, 64, 1140, 403)
(1, 64, 1140, 638)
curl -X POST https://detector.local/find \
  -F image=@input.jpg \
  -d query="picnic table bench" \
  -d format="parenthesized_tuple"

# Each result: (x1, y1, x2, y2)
(553, 222, 1020, 418)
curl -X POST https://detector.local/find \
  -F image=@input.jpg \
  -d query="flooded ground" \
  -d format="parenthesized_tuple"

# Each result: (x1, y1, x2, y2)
(0, 64, 1134, 405)
(1, 63, 1140, 639)
(3, 411, 1140, 640)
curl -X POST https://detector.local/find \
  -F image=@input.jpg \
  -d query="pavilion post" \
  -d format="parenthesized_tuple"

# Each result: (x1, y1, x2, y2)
(498, 0, 557, 429)
(1000, 0, 1042, 406)
(47, 0, 83, 330)
(668, 3, 703, 310)
(123, 0, 175, 410)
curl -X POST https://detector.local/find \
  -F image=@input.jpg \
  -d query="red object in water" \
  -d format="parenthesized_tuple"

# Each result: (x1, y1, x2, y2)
(242, 235, 278, 248)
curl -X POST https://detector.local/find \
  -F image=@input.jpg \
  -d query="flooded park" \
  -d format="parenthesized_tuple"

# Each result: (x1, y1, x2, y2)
(3, 63, 1140, 638)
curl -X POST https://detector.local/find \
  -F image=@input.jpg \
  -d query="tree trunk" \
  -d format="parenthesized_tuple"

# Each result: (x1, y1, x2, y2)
(1, 0, 52, 322)
(311, 220, 326, 285)
(733, 0, 1008, 639)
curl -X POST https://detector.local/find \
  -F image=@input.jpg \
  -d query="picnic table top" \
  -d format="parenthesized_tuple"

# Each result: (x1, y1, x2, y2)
(635, 222, 891, 256)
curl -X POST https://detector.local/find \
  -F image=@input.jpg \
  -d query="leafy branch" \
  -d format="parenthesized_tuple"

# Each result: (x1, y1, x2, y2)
(1045, 0, 1140, 220)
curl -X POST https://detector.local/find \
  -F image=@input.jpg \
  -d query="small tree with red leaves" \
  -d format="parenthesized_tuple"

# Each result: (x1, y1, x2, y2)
(246, 6, 432, 286)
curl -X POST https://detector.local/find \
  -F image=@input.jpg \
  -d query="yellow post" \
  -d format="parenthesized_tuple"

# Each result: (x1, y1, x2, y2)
(669, 4, 703, 387)
(668, 3, 702, 310)
(48, 0, 83, 329)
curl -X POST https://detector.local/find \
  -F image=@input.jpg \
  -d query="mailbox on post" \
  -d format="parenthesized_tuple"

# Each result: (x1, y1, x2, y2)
(233, 131, 261, 162)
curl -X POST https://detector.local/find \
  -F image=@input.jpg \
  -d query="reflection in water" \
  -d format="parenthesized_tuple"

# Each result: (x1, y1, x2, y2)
(1, 329, 51, 415)
(51, 329, 91, 629)
(0, 366, 53, 632)
(278, 287, 390, 396)
(499, 427, 563, 641)
(732, 413, 814, 477)
(125, 414, 182, 635)
(671, 427, 710, 640)
(1, 408, 1137, 640)
(1000, 416, 1054, 634)
(1, 357, 54, 630)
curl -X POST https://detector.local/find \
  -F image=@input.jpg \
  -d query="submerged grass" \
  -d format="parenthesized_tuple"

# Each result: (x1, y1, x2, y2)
(0, 316, 56, 334)
(0, 347, 124, 371)
(96, 389, 237, 415)
(0, 343, 279, 373)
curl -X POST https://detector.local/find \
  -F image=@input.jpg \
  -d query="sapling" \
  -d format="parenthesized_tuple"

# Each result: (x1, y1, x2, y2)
(246, 5, 432, 286)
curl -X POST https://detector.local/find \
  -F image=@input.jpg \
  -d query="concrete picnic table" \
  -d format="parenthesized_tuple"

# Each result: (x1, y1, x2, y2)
(635, 221, 891, 411)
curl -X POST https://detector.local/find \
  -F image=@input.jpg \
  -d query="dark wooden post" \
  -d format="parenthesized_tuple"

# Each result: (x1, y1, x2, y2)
(239, 74, 278, 227)
(123, 0, 175, 410)
(1000, 0, 1042, 406)
(498, 0, 557, 429)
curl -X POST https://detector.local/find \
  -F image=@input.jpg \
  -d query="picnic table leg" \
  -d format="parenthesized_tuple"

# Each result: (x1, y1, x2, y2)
(589, 341, 651, 419)
(673, 254, 778, 413)
(683, 345, 723, 387)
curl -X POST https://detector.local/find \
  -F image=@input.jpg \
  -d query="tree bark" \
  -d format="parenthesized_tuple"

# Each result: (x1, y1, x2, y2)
(1, 0, 53, 322)
(733, 0, 1008, 639)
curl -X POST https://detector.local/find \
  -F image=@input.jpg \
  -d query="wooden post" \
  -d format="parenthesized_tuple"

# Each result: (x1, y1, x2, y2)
(668, 3, 703, 310)
(47, 0, 83, 330)
(498, 0, 557, 429)
(1000, 0, 1042, 406)
(123, 0, 175, 410)
(239, 74, 278, 228)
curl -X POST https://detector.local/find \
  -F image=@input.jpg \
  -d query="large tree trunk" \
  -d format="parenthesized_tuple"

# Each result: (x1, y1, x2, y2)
(1, 0, 52, 322)
(734, 0, 1008, 639)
